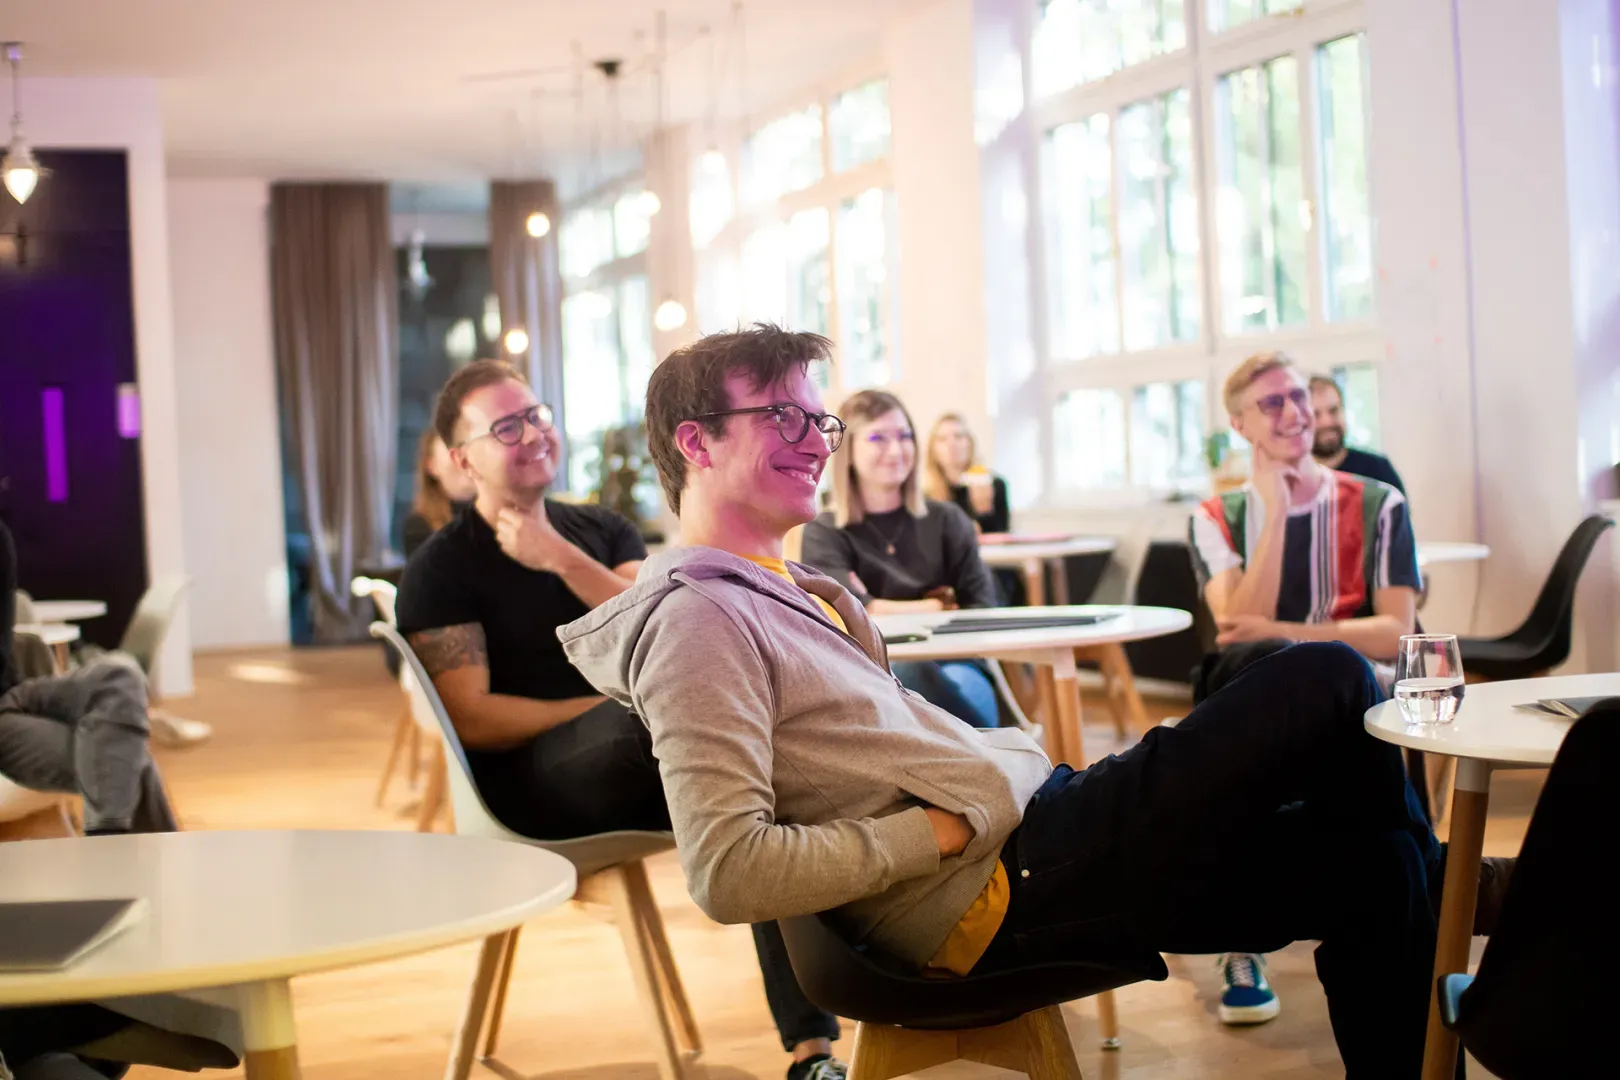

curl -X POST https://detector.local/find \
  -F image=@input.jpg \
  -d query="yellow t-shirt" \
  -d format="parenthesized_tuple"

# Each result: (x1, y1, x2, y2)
(743, 555, 847, 632)
(743, 555, 1008, 976)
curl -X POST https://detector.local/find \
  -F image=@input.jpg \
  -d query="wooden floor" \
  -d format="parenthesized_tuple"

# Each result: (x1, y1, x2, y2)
(115, 645, 1537, 1080)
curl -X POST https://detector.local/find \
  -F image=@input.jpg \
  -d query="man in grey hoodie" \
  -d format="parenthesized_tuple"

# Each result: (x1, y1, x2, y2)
(560, 325, 1457, 1079)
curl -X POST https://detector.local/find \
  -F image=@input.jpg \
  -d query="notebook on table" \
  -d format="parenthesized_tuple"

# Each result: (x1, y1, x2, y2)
(1511, 696, 1616, 720)
(0, 898, 148, 972)
(930, 612, 1122, 635)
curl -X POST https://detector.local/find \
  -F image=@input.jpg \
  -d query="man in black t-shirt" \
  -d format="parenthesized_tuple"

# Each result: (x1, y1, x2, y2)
(1309, 375, 1407, 493)
(395, 361, 844, 1080)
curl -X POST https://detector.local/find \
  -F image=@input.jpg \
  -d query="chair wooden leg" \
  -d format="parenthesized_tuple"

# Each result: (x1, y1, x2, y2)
(481, 926, 521, 1059)
(376, 705, 412, 807)
(601, 865, 689, 1080)
(1101, 644, 1150, 739)
(624, 860, 703, 1056)
(407, 723, 423, 789)
(1095, 990, 1120, 1050)
(444, 932, 511, 1080)
(847, 1022, 959, 1080)
(417, 742, 448, 833)
(960, 1006, 1085, 1080)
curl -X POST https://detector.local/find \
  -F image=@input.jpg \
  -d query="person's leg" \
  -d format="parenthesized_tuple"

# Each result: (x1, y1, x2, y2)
(980, 643, 1437, 1079)
(892, 660, 999, 728)
(750, 923, 841, 1059)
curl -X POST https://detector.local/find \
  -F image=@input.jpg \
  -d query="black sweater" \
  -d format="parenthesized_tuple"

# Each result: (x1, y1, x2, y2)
(800, 499, 996, 608)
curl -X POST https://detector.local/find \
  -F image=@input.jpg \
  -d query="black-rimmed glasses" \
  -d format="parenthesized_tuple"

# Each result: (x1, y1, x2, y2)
(690, 404, 846, 452)
(459, 403, 555, 448)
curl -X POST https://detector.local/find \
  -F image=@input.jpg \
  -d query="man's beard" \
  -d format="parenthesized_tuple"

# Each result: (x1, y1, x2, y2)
(1313, 428, 1345, 457)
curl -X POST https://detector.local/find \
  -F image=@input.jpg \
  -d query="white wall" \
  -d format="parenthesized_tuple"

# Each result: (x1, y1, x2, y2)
(28, 78, 194, 694)
(167, 179, 290, 648)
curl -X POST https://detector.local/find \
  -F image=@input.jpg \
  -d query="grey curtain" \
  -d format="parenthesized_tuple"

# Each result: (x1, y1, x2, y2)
(489, 179, 566, 482)
(270, 183, 399, 643)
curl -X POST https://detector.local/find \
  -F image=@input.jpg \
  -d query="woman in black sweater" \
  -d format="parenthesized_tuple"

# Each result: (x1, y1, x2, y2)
(800, 390, 1001, 727)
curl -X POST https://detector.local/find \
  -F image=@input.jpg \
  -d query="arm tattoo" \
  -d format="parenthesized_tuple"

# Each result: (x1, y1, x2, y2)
(410, 623, 488, 678)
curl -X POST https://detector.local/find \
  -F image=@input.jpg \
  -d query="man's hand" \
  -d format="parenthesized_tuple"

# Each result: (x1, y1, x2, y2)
(1216, 613, 1285, 647)
(1250, 448, 1300, 514)
(495, 506, 579, 573)
(924, 807, 973, 857)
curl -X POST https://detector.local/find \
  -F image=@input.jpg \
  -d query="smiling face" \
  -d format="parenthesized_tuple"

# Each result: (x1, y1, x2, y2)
(680, 365, 833, 539)
(1311, 382, 1347, 458)
(1232, 364, 1314, 466)
(852, 408, 918, 496)
(931, 418, 973, 475)
(450, 378, 557, 502)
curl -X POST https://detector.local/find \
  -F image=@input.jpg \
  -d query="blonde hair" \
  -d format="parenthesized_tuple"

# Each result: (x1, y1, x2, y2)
(828, 389, 928, 528)
(923, 412, 977, 503)
(411, 427, 457, 532)
(1222, 351, 1298, 415)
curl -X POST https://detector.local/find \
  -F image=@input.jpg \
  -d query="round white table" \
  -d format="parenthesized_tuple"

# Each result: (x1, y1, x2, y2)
(28, 599, 109, 623)
(977, 536, 1118, 607)
(1415, 541, 1490, 569)
(1366, 673, 1618, 1080)
(0, 830, 576, 1080)
(14, 621, 81, 671)
(877, 605, 1191, 766)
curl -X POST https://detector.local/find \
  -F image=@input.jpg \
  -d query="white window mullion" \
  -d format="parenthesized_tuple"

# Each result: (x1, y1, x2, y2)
(1296, 40, 1326, 331)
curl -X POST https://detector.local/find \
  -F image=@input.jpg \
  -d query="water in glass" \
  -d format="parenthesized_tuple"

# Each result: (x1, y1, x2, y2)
(1394, 633, 1465, 726)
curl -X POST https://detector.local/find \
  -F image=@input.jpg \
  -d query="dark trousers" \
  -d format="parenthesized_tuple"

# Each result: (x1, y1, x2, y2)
(0, 655, 175, 833)
(472, 699, 840, 1052)
(976, 643, 1440, 1079)
(892, 660, 1000, 728)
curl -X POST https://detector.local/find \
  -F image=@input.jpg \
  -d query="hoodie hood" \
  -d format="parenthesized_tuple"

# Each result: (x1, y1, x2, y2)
(558, 544, 883, 706)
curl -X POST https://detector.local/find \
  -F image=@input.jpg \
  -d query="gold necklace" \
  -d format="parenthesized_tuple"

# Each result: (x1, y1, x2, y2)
(866, 512, 909, 556)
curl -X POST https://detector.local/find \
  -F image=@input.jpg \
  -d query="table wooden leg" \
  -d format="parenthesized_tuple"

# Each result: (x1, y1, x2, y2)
(447, 932, 511, 1080)
(1420, 758, 1491, 1080)
(1023, 558, 1046, 607)
(1034, 667, 1065, 763)
(239, 978, 301, 1080)
(52, 641, 70, 673)
(1048, 557, 1071, 606)
(1049, 649, 1087, 768)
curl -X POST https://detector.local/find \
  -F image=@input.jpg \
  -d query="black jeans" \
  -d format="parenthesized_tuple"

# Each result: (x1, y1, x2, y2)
(471, 699, 839, 1053)
(976, 643, 1440, 1080)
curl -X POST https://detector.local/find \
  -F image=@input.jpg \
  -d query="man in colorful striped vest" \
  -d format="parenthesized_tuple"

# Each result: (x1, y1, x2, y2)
(1188, 351, 1422, 1028)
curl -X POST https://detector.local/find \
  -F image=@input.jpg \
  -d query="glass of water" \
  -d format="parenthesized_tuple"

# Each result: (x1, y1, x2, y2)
(1394, 634, 1466, 725)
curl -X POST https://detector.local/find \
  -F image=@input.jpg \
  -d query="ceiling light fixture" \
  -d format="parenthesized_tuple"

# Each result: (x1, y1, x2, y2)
(525, 211, 551, 237)
(654, 297, 688, 332)
(503, 327, 530, 355)
(3, 43, 49, 205)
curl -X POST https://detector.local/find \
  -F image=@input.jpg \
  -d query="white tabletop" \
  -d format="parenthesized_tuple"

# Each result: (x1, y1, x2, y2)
(1416, 542, 1490, 568)
(877, 605, 1192, 663)
(977, 536, 1118, 566)
(1365, 672, 1620, 766)
(13, 622, 80, 647)
(0, 830, 576, 1006)
(28, 600, 109, 622)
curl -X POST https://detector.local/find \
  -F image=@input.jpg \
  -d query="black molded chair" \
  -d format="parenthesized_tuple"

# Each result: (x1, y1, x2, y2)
(1457, 514, 1613, 680)
(1437, 702, 1616, 1079)
(779, 913, 1166, 1079)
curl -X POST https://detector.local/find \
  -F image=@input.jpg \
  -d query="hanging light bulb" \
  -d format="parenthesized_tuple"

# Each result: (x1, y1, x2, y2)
(525, 211, 551, 237)
(700, 147, 727, 175)
(635, 189, 662, 217)
(503, 327, 530, 355)
(653, 297, 689, 332)
(3, 43, 49, 206)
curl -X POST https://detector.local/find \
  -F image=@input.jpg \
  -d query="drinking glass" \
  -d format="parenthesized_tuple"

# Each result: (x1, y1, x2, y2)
(1393, 633, 1465, 725)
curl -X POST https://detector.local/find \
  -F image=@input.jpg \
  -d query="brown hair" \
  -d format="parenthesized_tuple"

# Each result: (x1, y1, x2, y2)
(1308, 373, 1342, 400)
(922, 412, 977, 503)
(645, 324, 833, 514)
(1222, 350, 1298, 415)
(411, 427, 456, 532)
(828, 389, 927, 528)
(432, 359, 528, 447)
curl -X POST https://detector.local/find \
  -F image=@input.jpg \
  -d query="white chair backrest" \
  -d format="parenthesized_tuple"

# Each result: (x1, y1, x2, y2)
(351, 577, 399, 626)
(369, 621, 528, 843)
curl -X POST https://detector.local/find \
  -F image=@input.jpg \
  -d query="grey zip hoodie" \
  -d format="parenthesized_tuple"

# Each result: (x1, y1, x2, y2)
(558, 545, 1053, 969)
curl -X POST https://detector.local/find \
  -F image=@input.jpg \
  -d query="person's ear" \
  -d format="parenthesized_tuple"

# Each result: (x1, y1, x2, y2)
(449, 444, 477, 480)
(675, 420, 712, 469)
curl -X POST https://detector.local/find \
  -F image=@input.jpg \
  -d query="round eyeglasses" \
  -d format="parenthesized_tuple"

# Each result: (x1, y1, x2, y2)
(460, 403, 555, 448)
(690, 403, 846, 453)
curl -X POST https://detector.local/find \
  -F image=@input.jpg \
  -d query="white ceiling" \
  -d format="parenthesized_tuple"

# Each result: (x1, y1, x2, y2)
(4, 0, 925, 189)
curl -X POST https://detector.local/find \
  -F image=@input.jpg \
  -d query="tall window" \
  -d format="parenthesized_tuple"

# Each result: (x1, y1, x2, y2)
(692, 76, 900, 388)
(1033, 0, 1376, 500)
(558, 181, 658, 504)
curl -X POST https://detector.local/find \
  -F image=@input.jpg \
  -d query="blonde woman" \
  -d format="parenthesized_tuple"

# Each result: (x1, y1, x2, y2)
(800, 390, 1001, 727)
(924, 412, 1011, 535)
(403, 426, 477, 559)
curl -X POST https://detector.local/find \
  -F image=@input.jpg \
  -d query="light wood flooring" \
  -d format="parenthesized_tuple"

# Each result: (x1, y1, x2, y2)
(110, 645, 1537, 1080)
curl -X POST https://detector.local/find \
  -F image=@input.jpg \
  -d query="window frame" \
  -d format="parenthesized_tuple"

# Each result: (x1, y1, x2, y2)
(690, 62, 900, 390)
(1029, 0, 1379, 507)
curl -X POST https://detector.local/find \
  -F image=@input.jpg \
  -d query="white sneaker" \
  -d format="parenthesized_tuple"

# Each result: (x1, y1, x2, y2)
(1217, 952, 1280, 1024)
(150, 709, 213, 748)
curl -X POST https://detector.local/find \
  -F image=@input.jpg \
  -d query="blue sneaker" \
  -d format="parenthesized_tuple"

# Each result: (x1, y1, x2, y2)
(1218, 952, 1280, 1024)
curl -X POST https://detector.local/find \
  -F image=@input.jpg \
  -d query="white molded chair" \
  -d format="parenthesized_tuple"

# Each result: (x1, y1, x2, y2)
(371, 621, 700, 1080)
(352, 576, 446, 829)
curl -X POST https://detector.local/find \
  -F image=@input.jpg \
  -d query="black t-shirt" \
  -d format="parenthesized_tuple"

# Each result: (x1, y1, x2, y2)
(1335, 448, 1406, 494)
(395, 501, 647, 702)
(946, 475, 1011, 535)
(800, 499, 997, 609)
